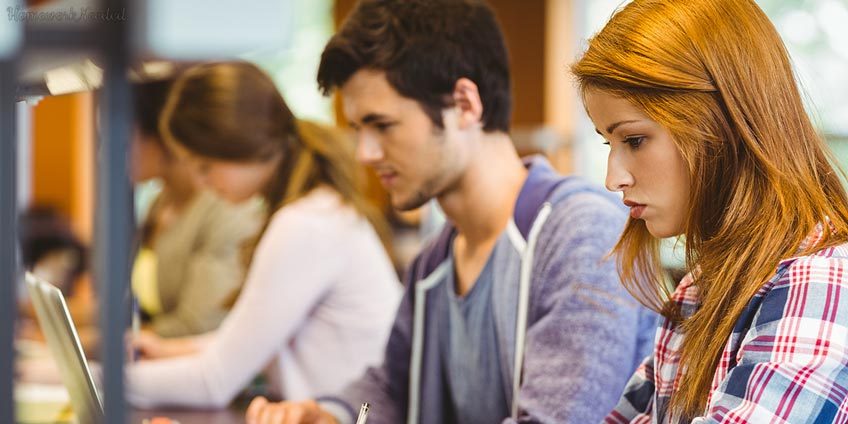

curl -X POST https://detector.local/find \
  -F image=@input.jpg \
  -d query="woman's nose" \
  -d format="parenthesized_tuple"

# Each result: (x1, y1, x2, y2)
(605, 153, 634, 192)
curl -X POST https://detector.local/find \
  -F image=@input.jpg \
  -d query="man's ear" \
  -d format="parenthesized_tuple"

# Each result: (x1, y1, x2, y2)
(452, 78, 483, 130)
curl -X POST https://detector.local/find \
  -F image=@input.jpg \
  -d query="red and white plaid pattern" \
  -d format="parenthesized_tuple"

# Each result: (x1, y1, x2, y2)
(605, 226, 848, 423)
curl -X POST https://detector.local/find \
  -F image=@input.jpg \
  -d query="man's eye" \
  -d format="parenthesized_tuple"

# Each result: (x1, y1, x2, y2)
(374, 122, 395, 132)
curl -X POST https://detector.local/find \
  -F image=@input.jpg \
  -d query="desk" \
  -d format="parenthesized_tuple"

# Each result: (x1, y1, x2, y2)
(131, 391, 251, 423)
(132, 407, 246, 424)
(15, 382, 246, 424)
(17, 341, 250, 423)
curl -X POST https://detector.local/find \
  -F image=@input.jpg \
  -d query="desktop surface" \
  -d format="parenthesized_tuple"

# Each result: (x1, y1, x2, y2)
(16, 339, 248, 424)
(16, 384, 246, 424)
(131, 406, 246, 424)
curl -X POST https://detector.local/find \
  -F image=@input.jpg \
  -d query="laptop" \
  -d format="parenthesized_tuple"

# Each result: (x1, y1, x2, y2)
(24, 272, 105, 424)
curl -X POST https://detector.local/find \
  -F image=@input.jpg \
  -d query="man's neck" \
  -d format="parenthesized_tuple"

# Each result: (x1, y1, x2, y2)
(437, 133, 528, 248)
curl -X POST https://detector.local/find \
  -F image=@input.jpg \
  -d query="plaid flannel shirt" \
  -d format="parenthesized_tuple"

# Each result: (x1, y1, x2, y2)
(604, 226, 848, 423)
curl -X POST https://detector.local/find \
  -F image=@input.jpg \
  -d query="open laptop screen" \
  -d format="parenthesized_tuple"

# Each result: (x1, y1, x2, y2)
(25, 272, 104, 424)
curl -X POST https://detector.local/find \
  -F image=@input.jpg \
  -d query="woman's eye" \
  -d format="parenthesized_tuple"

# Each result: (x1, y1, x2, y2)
(624, 136, 645, 149)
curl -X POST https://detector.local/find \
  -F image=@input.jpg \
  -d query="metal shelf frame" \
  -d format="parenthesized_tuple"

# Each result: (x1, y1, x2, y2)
(1, 0, 133, 422)
(1, 56, 20, 424)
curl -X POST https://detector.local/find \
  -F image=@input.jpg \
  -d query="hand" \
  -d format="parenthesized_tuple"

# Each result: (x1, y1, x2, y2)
(131, 329, 199, 360)
(245, 397, 339, 424)
(16, 355, 63, 384)
(131, 329, 164, 359)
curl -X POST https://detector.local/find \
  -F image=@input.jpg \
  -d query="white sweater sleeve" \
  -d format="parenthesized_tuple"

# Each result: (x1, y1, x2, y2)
(126, 203, 348, 408)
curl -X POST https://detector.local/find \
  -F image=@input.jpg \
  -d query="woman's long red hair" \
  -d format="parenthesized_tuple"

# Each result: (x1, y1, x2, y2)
(573, 0, 848, 418)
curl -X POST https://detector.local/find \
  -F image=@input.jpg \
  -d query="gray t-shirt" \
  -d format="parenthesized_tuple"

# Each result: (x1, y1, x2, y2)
(441, 255, 509, 423)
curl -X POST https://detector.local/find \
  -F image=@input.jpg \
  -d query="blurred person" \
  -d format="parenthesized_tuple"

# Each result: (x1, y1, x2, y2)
(20, 205, 87, 297)
(125, 62, 401, 408)
(130, 78, 262, 337)
(15, 205, 102, 377)
(17, 205, 91, 335)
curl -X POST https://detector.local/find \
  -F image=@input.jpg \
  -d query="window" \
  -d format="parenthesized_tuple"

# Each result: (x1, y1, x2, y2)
(244, 0, 335, 124)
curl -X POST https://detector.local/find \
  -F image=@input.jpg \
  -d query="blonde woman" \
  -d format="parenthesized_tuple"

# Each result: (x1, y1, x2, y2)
(130, 78, 262, 338)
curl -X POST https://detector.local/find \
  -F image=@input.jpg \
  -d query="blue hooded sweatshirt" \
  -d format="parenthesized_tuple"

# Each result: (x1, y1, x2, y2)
(320, 156, 656, 424)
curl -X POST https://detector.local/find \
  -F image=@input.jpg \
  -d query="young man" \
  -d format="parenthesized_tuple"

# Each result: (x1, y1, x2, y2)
(246, 1, 655, 423)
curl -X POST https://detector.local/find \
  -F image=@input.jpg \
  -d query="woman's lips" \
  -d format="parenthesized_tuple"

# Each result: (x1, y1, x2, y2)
(623, 200, 647, 219)
(629, 205, 646, 219)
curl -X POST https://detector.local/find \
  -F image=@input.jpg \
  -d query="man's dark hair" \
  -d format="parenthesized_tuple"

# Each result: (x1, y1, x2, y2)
(317, 0, 512, 132)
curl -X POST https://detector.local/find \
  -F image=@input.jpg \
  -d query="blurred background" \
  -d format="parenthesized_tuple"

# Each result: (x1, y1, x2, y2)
(11, 0, 848, 252)
(7, 0, 847, 283)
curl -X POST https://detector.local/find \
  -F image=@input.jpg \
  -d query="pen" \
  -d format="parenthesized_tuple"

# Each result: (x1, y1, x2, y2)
(131, 296, 140, 361)
(355, 402, 370, 424)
